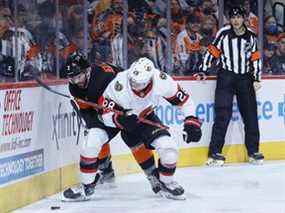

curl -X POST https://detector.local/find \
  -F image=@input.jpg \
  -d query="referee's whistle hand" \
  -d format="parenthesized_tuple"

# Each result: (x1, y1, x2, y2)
(253, 81, 262, 91)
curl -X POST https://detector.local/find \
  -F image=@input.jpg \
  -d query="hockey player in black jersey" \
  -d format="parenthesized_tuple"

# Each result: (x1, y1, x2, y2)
(62, 52, 161, 201)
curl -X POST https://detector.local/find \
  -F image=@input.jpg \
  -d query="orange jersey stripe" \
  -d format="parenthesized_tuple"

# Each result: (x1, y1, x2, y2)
(208, 44, 221, 58)
(251, 51, 260, 61)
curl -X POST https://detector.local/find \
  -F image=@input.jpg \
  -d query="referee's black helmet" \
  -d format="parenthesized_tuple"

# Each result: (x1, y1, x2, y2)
(229, 6, 245, 18)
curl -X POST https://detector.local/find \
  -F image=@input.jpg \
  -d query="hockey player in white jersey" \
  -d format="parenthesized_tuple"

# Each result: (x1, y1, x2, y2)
(100, 57, 202, 199)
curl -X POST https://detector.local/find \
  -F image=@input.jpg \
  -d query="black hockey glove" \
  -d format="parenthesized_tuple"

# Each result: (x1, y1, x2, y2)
(113, 111, 140, 132)
(183, 116, 202, 143)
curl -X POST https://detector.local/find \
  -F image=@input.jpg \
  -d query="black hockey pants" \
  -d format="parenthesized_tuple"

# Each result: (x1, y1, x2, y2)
(208, 70, 260, 156)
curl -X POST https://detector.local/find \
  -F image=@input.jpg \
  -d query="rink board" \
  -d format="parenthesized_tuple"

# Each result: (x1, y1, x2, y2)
(0, 77, 285, 212)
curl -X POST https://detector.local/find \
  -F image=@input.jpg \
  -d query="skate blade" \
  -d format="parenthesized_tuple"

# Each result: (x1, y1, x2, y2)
(248, 159, 263, 165)
(61, 194, 91, 202)
(61, 197, 91, 202)
(96, 182, 117, 190)
(158, 191, 186, 200)
(206, 158, 225, 167)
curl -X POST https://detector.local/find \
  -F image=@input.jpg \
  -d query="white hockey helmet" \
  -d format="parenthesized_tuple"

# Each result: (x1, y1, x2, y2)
(128, 57, 155, 91)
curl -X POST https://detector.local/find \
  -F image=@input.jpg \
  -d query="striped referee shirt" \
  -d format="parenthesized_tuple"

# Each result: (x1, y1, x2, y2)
(0, 27, 34, 60)
(0, 27, 41, 73)
(202, 25, 261, 81)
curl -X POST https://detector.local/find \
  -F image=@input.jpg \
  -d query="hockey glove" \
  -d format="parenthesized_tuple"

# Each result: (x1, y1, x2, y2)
(183, 116, 202, 143)
(113, 112, 140, 132)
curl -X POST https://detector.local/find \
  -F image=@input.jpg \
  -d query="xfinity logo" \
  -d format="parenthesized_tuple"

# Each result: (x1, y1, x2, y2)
(52, 102, 79, 150)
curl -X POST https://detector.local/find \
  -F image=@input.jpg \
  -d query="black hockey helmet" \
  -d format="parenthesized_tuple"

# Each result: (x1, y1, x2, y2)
(229, 6, 245, 18)
(65, 51, 90, 78)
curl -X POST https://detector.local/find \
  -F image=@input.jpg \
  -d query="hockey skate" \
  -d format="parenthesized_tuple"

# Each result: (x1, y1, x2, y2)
(147, 170, 161, 194)
(62, 173, 100, 202)
(248, 153, 264, 165)
(96, 167, 116, 189)
(96, 161, 116, 188)
(158, 180, 186, 200)
(62, 183, 95, 202)
(206, 153, 225, 166)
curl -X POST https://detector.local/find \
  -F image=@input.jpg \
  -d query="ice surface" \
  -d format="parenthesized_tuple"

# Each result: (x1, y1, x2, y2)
(15, 161, 285, 213)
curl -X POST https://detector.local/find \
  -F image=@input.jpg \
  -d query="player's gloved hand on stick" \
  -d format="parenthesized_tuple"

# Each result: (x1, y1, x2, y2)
(113, 111, 140, 132)
(183, 116, 202, 143)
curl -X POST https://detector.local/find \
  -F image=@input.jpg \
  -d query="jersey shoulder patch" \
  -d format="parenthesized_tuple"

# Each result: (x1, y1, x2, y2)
(114, 81, 123, 91)
(159, 72, 167, 80)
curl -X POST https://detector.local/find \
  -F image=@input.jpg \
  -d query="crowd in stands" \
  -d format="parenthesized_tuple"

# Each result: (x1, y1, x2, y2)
(0, 0, 284, 82)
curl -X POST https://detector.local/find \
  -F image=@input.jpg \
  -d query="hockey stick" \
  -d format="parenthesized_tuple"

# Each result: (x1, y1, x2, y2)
(32, 73, 173, 129)
(33, 75, 70, 98)
(70, 99, 85, 145)
(32, 71, 189, 141)
(31, 69, 85, 145)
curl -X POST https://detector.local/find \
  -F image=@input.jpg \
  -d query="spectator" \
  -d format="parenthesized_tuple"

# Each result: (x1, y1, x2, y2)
(264, 0, 284, 19)
(171, 0, 187, 35)
(90, 0, 123, 63)
(271, 33, 285, 74)
(141, 28, 166, 71)
(263, 42, 277, 75)
(243, 0, 259, 34)
(264, 15, 283, 44)
(33, 1, 57, 73)
(199, 0, 218, 19)
(127, 10, 154, 65)
(200, 14, 218, 44)
(145, 0, 167, 16)
(66, 4, 84, 39)
(175, 15, 203, 75)
(110, 17, 123, 67)
(171, 0, 187, 62)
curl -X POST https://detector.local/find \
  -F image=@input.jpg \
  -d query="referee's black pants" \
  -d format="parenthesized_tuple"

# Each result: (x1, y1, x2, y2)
(209, 70, 260, 156)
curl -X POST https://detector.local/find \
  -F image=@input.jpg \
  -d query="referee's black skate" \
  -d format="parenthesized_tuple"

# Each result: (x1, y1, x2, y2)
(248, 152, 264, 165)
(206, 153, 225, 166)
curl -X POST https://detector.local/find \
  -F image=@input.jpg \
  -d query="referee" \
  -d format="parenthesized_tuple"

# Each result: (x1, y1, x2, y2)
(200, 6, 264, 166)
